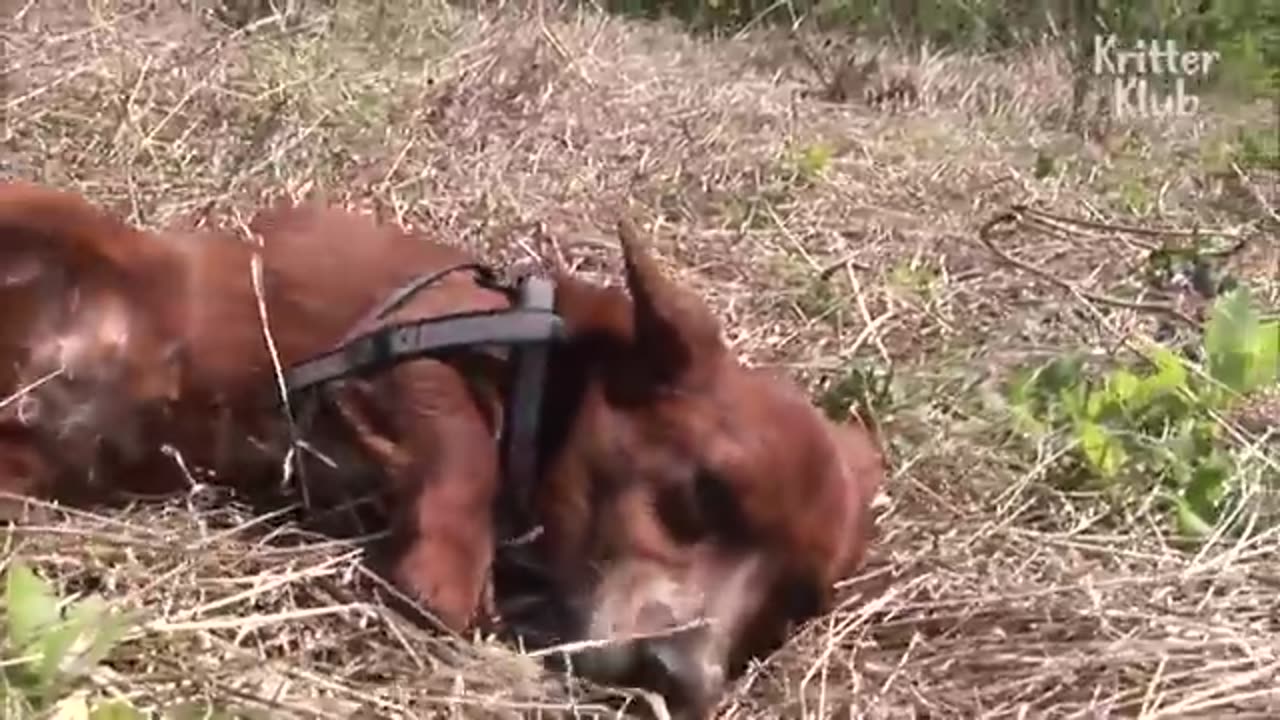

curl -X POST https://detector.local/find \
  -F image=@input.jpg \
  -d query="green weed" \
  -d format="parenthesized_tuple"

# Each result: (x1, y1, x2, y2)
(1, 560, 137, 718)
(778, 141, 836, 187)
(888, 259, 940, 302)
(0, 561, 260, 719)
(819, 362, 896, 423)
(1001, 286, 1279, 539)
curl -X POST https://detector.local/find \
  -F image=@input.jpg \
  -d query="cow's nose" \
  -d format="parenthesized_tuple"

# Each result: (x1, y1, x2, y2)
(633, 636, 725, 720)
(637, 599, 677, 628)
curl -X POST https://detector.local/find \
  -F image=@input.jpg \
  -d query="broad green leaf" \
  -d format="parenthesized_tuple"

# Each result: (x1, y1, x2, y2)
(5, 563, 61, 650)
(62, 598, 130, 676)
(1184, 459, 1230, 524)
(1077, 421, 1126, 477)
(1037, 354, 1085, 395)
(1173, 494, 1215, 537)
(1004, 367, 1037, 406)
(1060, 380, 1090, 422)
(1140, 345, 1189, 401)
(1085, 387, 1107, 420)
(32, 596, 130, 689)
(1204, 286, 1263, 393)
(34, 616, 86, 691)
(1166, 423, 1201, 471)
(1107, 369, 1140, 406)
(1006, 395, 1047, 438)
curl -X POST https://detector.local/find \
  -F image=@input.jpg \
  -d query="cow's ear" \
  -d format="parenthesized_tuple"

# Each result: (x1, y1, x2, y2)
(616, 216, 725, 392)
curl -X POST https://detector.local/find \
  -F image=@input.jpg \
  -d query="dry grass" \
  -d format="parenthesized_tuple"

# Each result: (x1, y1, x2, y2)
(2, 0, 1279, 717)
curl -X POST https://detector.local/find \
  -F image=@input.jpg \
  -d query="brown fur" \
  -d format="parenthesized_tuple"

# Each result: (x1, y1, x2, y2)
(0, 181, 467, 496)
(0, 181, 886, 718)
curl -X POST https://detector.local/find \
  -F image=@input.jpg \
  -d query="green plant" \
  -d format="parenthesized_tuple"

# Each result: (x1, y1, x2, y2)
(778, 141, 836, 187)
(1197, 125, 1278, 178)
(1, 560, 138, 718)
(1142, 236, 1240, 299)
(1002, 286, 1279, 538)
(819, 362, 896, 423)
(1033, 149, 1058, 179)
(795, 275, 841, 319)
(888, 258, 940, 301)
(1116, 177, 1154, 215)
(1234, 125, 1280, 171)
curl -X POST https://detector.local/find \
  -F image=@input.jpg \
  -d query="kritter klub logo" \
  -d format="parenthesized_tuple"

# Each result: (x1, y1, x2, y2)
(1092, 34, 1221, 119)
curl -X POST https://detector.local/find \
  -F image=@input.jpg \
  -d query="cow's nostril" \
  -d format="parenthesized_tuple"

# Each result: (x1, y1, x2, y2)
(636, 600, 677, 630)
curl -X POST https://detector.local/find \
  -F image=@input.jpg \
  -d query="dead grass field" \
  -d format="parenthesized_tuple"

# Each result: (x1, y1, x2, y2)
(2, 0, 1279, 717)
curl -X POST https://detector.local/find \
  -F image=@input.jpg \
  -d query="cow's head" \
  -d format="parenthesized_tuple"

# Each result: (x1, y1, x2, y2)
(525, 219, 886, 717)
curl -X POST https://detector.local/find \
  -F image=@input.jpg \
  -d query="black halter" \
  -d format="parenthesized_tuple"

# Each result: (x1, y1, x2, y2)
(280, 264, 564, 526)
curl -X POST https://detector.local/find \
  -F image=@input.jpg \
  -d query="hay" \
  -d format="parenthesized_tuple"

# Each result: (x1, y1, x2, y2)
(2, 0, 1278, 716)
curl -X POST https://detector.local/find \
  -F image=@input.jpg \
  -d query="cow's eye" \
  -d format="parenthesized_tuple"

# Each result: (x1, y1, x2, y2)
(654, 478, 706, 544)
(693, 467, 752, 545)
(654, 466, 751, 546)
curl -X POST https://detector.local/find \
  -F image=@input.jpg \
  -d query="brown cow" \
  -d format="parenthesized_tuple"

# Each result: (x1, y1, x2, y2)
(0, 181, 886, 718)
(0, 180, 478, 504)
(284, 215, 888, 717)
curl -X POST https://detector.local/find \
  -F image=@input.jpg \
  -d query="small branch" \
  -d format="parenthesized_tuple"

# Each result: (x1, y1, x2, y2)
(231, 210, 312, 510)
(978, 209, 1198, 327)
